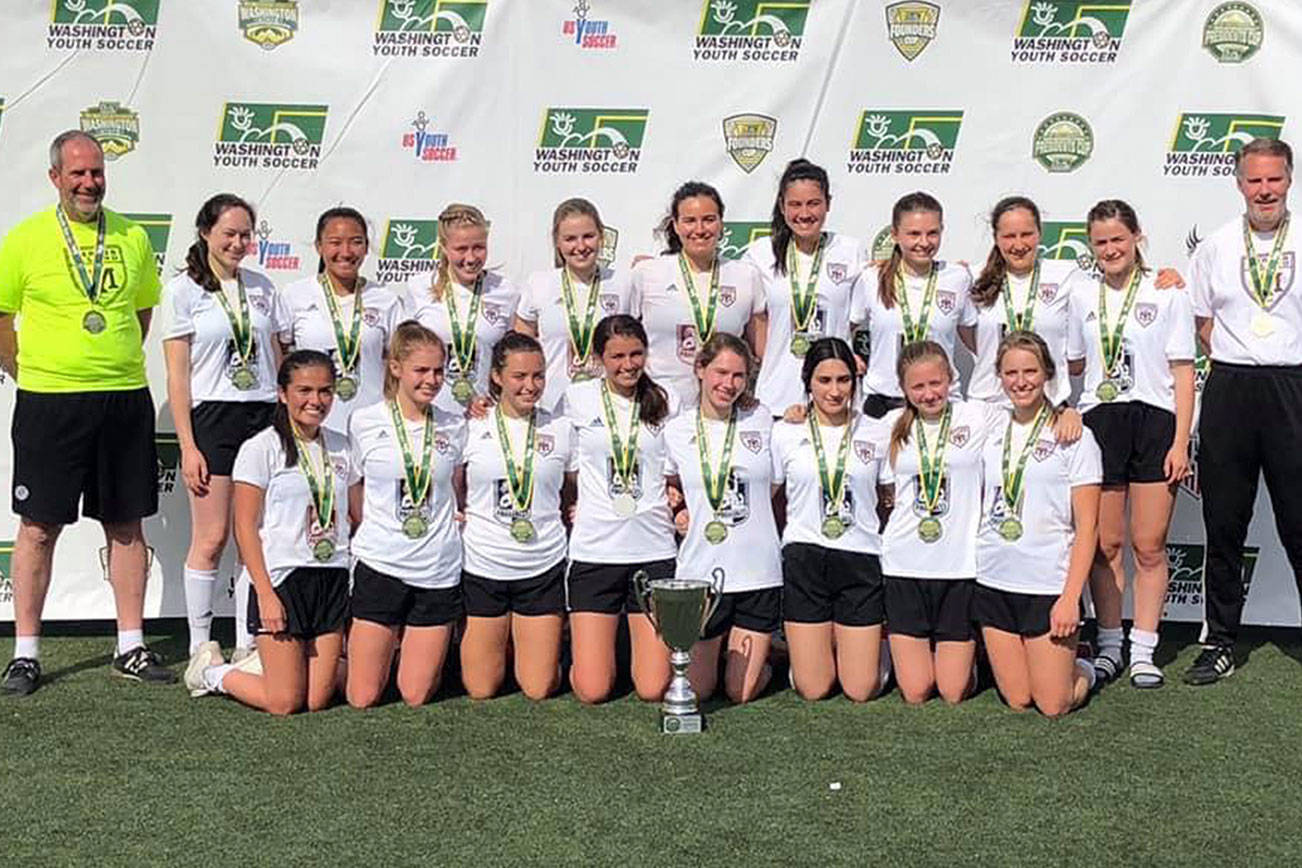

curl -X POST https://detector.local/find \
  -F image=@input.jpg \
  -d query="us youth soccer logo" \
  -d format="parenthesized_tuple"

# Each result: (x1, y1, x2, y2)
(213, 102, 328, 170)
(122, 213, 173, 275)
(1165, 543, 1260, 607)
(1032, 112, 1093, 173)
(402, 112, 458, 162)
(599, 227, 619, 267)
(253, 221, 301, 271)
(847, 110, 963, 175)
(1039, 221, 1095, 271)
(534, 107, 649, 174)
(80, 101, 139, 161)
(239, 1, 300, 50)
(1164, 113, 1285, 177)
(886, 2, 940, 61)
(48, 0, 158, 52)
(156, 433, 181, 496)
(719, 222, 770, 261)
(1203, 2, 1263, 64)
(1012, 0, 1130, 64)
(378, 219, 439, 283)
(562, 0, 617, 50)
(723, 114, 776, 174)
(373, 0, 488, 58)
(693, 0, 811, 63)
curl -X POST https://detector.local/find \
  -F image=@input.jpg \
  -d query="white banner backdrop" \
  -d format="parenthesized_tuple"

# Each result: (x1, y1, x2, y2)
(0, 0, 1298, 624)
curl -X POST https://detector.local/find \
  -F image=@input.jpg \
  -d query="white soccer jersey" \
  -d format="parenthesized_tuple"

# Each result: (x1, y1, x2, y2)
(348, 400, 467, 589)
(517, 265, 633, 413)
(1191, 216, 1302, 366)
(232, 426, 357, 587)
(967, 258, 1076, 407)
(878, 400, 997, 579)
(849, 261, 977, 398)
(282, 277, 406, 434)
(629, 253, 766, 403)
(460, 409, 572, 580)
(663, 403, 781, 593)
(744, 232, 866, 412)
(405, 270, 520, 415)
(160, 269, 291, 404)
(977, 414, 1102, 596)
(771, 413, 889, 555)
(562, 379, 678, 564)
(1066, 270, 1196, 414)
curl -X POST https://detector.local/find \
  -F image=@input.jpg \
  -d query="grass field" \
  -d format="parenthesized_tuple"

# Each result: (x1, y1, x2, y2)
(2, 622, 1301, 866)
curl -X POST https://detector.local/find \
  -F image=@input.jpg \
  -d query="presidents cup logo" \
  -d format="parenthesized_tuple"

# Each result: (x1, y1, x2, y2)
(563, 0, 617, 49)
(534, 107, 649, 174)
(871, 225, 895, 261)
(694, 0, 810, 63)
(600, 227, 619, 267)
(156, 433, 181, 495)
(1032, 112, 1093, 173)
(1203, 2, 1263, 64)
(374, 0, 488, 57)
(213, 102, 328, 170)
(1012, 0, 1130, 63)
(402, 111, 458, 162)
(1039, 222, 1095, 271)
(378, 219, 440, 282)
(239, 1, 300, 50)
(122, 213, 173, 275)
(886, 2, 940, 61)
(719, 222, 770, 260)
(1164, 112, 1286, 177)
(847, 110, 963, 175)
(722, 113, 776, 174)
(48, 0, 158, 52)
(1165, 543, 1259, 608)
(254, 221, 301, 271)
(80, 101, 139, 161)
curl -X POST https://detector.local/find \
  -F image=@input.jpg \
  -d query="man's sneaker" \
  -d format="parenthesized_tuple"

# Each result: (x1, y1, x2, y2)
(111, 646, 177, 684)
(1183, 645, 1234, 686)
(184, 641, 224, 697)
(1, 657, 41, 696)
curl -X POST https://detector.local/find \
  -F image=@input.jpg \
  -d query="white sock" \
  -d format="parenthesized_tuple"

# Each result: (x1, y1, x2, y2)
(184, 566, 218, 654)
(1096, 626, 1123, 661)
(14, 635, 39, 661)
(117, 629, 144, 656)
(1129, 628, 1159, 666)
(1075, 658, 1097, 690)
(202, 663, 235, 694)
(233, 570, 253, 649)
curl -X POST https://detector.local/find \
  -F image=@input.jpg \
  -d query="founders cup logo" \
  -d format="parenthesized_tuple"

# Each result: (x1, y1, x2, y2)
(378, 219, 440, 283)
(80, 101, 139, 161)
(722, 113, 776, 174)
(534, 107, 649, 174)
(1203, 2, 1263, 64)
(694, 0, 810, 63)
(48, 0, 158, 52)
(1164, 112, 1285, 177)
(886, 2, 940, 61)
(213, 102, 328, 170)
(1012, 0, 1130, 64)
(847, 110, 962, 175)
(374, 0, 488, 57)
(239, 1, 300, 50)
(1032, 112, 1093, 173)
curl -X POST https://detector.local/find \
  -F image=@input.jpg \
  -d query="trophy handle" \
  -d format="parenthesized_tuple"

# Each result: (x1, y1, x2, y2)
(632, 570, 659, 632)
(700, 567, 725, 632)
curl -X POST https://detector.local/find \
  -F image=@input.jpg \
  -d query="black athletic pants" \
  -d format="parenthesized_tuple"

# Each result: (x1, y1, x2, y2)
(1198, 362, 1302, 647)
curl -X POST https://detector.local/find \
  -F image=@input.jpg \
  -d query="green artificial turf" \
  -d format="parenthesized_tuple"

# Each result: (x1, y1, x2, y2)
(2, 623, 1301, 866)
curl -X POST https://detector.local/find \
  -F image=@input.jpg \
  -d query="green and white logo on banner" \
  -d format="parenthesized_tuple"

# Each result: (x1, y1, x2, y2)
(600, 227, 619, 267)
(1202, 2, 1263, 64)
(847, 109, 962, 174)
(374, 0, 487, 56)
(0, 540, 11, 604)
(534, 107, 649, 173)
(156, 433, 181, 495)
(213, 102, 328, 170)
(80, 101, 140, 160)
(886, 2, 940, 61)
(122, 213, 173, 275)
(722, 113, 776, 174)
(871, 225, 895, 261)
(1164, 112, 1285, 177)
(1166, 544, 1259, 607)
(720, 222, 771, 261)
(1012, 0, 1130, 63)
(693, 0, 810, 62)
(1039, 222, 1094, 270)
(1032, 112, 1093, 173)
(48, 0, 158, 51)
(378, 219, 440, 282)
(239, 1, 300, 50)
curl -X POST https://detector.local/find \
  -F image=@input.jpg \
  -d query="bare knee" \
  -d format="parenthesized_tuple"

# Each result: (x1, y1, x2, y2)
(306, 693, 334, 713)
(102, 520, 144, 547)
(346, 682, 382, 710)
(1132, 541, 1168, 572)
(519, 678, 556, 702)
(400, 683, 435, 708)
(899, 679, 934, 705)
(188, 533, 229, 568)
(937, 685, 967, 706)
(792, 671, 835, 701)
(572, 680, 611, 705)
(18, 520, 61, 549)
(840, 677, 880, 704)
(264, 694, 301, 717)
(1001, 691, 1034, 712)
(1037, 696, 1073, 719)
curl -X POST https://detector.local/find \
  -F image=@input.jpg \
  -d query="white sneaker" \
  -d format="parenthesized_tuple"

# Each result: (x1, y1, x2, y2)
(231, 647, 263, 677)
(231, 646, 256, 665)
(184, 641, 224, 698)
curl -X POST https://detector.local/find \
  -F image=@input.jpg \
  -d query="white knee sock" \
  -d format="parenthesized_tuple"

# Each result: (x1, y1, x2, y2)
(1128, 628, 1159, 666)
(117, 629, 144, 656)
(14, 635, 39, 661)
(1096, 626, 1123, 661)
(184, 566, 218, 654)
(233, 570, 252, 649)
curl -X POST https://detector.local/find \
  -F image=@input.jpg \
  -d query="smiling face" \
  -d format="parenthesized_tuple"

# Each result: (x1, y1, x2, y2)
(892, 209, 942, 273)
(995, 207, 1041, 276)
(998, 346, 1048, 411)
(901, 356, 951, 418)
(317, 216, 369, 286)
(49, 136, 106, 221)
(444, 223, 488, 285)
(390, 343, 445, 409)
(697, 348, 748, 413)
(809, 357, 854, 421)
(781, 179, 829, 246)
(280, 363, 336, 432)
(492, 348, 545, 415)
(600, 333, 646, 394)
(556, 213, 602, 277)
(1238, 153, 1292, 230)
(673, 195, 722, 263)
(1088, 216, 1140, 282)
(202, 206, 254, 276)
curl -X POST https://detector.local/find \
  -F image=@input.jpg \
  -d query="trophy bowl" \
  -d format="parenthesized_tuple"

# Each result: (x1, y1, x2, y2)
(635, 572, 723, 734)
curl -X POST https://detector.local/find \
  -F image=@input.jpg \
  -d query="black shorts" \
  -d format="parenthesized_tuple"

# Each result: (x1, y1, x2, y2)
(1083, 402, 1175, 486)
(351, 560, 463, 627)
(11, 387, 158, 524)
(247, 566, 349, 639)
(862, 393, 906, 420)
(567, 558, 676, 615)
(973, 584, 1075, 639)
(462, 561, 566, 617)
(885, 576, 975, 642)
(192, 400, 275, 476)
(702, 587, 782, 640)
(782, 543, 884, 627)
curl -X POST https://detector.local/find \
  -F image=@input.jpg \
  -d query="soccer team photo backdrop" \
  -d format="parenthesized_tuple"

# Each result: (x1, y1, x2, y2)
(0, 0, 1297, 624)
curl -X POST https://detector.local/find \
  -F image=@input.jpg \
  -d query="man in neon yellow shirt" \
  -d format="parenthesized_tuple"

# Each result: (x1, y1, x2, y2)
(0, 131, 175, 694)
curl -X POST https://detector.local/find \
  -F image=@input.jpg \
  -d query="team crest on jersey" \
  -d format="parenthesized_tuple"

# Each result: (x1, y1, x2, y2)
(718, 285, 738, 307)
(854, 440, 875, 463)
(535, 434, 555, 456)
(740, 431, 763, 454)
(1032, 439, 1056, 462)
(886, 2, 940, 61)
(722, 113, 776, 174)
(1134, 302, 1157, 327)
(373, 0, 489, 58)
(1202, 2, 1263, 64)
(1240, 250, 1295, 301)
(363, 307, 382, 327)
(826, 262, 849, 284)
(481, 301, 506, 325)
(48, 0, 158, 52)
(936, 290, 956, 314)
(1038, 282, 1059, 302)
(434, 433, 451, 454)
(1164, 113, 1286, 177)
(239, 1, 299, 50)
(80, 101, 139, 160)
(331, 457, 348, 476)
(599, 293, 620, 314)
(675, 324, 700, 363)
(249, 294, 271, 316)
(949, 425, 969, 448)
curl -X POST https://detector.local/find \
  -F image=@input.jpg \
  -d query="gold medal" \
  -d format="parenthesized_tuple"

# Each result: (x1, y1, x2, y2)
(230, 364, 258, 391)
(790, 333, 811, 357)
(704, 519, 729, 544)
(1095, 380, 1119, 402)
(510, 517, 536, 543)
(82, 309, 107, 334)
(821, 515, 846, 539)
(917, 517, 943, 543)
(312, 538, 336, 562)
(1251, 311, 1277, 338)
(451, 377, 476, 405)
(998, 517, 1023, 542)
(402, 514, 429, 539)
(611, 492, 637, 517)
(335, 375, 358, 401)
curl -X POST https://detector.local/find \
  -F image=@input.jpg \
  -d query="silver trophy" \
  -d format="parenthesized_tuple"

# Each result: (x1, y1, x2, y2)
(634, 571, 723, 734)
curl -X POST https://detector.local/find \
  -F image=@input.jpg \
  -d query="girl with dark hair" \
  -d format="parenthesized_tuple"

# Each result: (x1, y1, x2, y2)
(1065, 200, 1195, 688)
(164, 193, 293, 664)
(849, 192, 976, 418)
(663, 333, 781, 704)
(514, 198, 632, 413)
(771, 337, 891, 701)
(345, 322, 467, 708)
(562, 314, 678, 704)
(458, 331, 573, 700)
(186, 350, 357, 715)
(630, 181, 767, 402)
(746, 160, 866, 413)
(282, 207, 404, 434)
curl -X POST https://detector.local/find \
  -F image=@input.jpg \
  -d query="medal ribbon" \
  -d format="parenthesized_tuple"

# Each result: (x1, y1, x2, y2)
(319, 273, 366, 374)
(214, 271, 255, 366)
(561, 267, 602, 368)
(914, 403, 952, 515)
(388, 399, 434, 510)
(446, 275, 484, 378)
(292, 424, 336, 534)
(677, 253, 721, 344)
(1242, 215, 1291, 309)
(809, 414, 852, 519)
(600, 381, 641, 495)
(787, 234, 826, 334)
(1002, 260, 1040, 332)
(895, 263, 939, 343)
(1097, 267, 1142, 378)
(55, 205, 106, 305)
(1000, 403, 1051, 516)
(495, 405, 537, 513)
(695, 407, 737, 517)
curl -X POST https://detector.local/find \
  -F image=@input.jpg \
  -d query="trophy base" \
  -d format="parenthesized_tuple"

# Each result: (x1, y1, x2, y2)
(661, 711, 703, 734)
